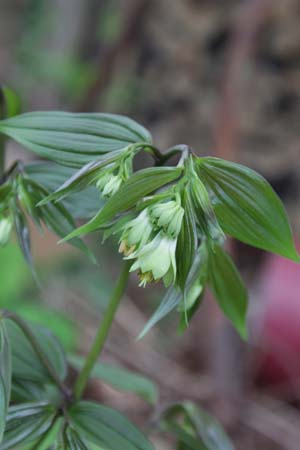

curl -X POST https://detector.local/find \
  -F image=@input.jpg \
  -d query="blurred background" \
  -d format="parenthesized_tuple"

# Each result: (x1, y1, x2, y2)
(1, 0, 300, 448)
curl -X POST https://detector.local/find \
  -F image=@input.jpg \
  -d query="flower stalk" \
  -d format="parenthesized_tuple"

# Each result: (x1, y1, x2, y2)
(74, 260, 132, 400)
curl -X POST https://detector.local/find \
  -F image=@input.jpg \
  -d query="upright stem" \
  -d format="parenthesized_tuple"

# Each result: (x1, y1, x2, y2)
(74, 260, 131, 400)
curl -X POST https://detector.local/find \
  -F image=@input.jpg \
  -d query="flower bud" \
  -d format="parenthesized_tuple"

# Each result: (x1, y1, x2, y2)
(150, 200, 184, 238)
(96, 172, 122, 198)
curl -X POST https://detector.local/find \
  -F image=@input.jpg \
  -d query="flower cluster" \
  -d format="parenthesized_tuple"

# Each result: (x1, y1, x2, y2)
(119, 197, 184, 287)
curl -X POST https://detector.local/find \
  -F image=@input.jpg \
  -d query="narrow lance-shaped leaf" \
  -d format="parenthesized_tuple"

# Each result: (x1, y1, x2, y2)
(0, 86, 21, 118)
(63, 166, 182, 240)
(26, 416, 63, 450)
(25, 162, 102, 220)
(177, 248, 208, 333)
(6, 320, 67, 383)
(62, 426, 91, 450)
(69, 401, 154, 450)
(176, 186, 197, 290)
(162, 402, 236, 450)
(69, 355, 158, 404)
(0, 112, 152, 167)
(37, 150, 124, 205)
(0, 319, 11, 444)
(0, 402, 56, 450)
(197, 157, 299, 261)
(139, 247, 207, 339)
(10, 199, 35, 275)
(21, 177, 95, 262)
(207, 244, 248, 339)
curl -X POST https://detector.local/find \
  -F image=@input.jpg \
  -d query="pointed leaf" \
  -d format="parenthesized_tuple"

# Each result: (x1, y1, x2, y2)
(62, 426, 91, 450)
(11, 379, 60, 404)
(197, 157, 298, 261)
(26, 416, 63, 450)
(0, 86, 21, 118)
(0, 319, 11, 444)
(6, 320, 67, 383)
(139, 248, 206, 339)
(25, 162, 102, 220)
(162, 402, 236, 450)
(0, 112, 152, 167)
(69, 356, 157, 404)
(69, 401, 154, 450)
(0, 402, 55, 450)
(64, 166, 182, 240)
(21, 177, 95, 261)
(36, 150, 122, 205)
(207, 244, 248, 339)
(176, 187, 197, 289)
(11, 200, 34, 269)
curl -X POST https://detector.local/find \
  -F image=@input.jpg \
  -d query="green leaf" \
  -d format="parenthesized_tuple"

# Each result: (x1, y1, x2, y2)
(0, 112, 152, 167)
(36, 151, 122, 206)
(176, 187, 197, 289)
(63, 166, 182, 240)
(0, 86, 21, 118)
(197, 157, 299, 261)
(207, 244, 248, 339)
(139, 248, 207, 339)
(0, 402, 56, 450)
(26, 416, 63, 450)
(25, 162, 102, 220)
(69, 401, 154, 450)
(189, 174, 223, 243)
(138, 285, 182, 340)
(6, 320, 67, 383)
(62, 426, 91, 450)
(20, 177, 95, 262)
(10, 200, 34, 271)
(0, 319, 11, 444)
(69, 355, 158, 404)
(162, 402, 236, 450)
(11, 379, 61, 404)
(163, 422, 206, 450)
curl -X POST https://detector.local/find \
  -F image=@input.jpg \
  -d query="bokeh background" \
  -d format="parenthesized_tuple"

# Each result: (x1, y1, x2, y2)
(1, 0, 300, 448)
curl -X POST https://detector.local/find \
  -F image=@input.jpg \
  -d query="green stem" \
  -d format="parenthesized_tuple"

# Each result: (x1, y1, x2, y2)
(74, 260, 131, 400)
(4, 311, 71, 400)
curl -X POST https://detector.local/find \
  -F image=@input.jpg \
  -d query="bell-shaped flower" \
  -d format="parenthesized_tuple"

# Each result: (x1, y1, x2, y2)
(127, 232, 177, 287)
(0, 215, 12, 247)
(119, 209, 153, 256)
(150, 200, 184, 239)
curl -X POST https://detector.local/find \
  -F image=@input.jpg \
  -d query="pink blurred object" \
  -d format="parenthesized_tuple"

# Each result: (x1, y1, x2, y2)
(254, 247, 300, 389)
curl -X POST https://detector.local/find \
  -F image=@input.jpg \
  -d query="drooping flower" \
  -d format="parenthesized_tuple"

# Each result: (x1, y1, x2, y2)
(150, 199, 184, 239)
(0, 215, 12, 247)
(119, 209, 153, 256)
(95, 150, 135, 199)
(126, 233, 177, 287)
